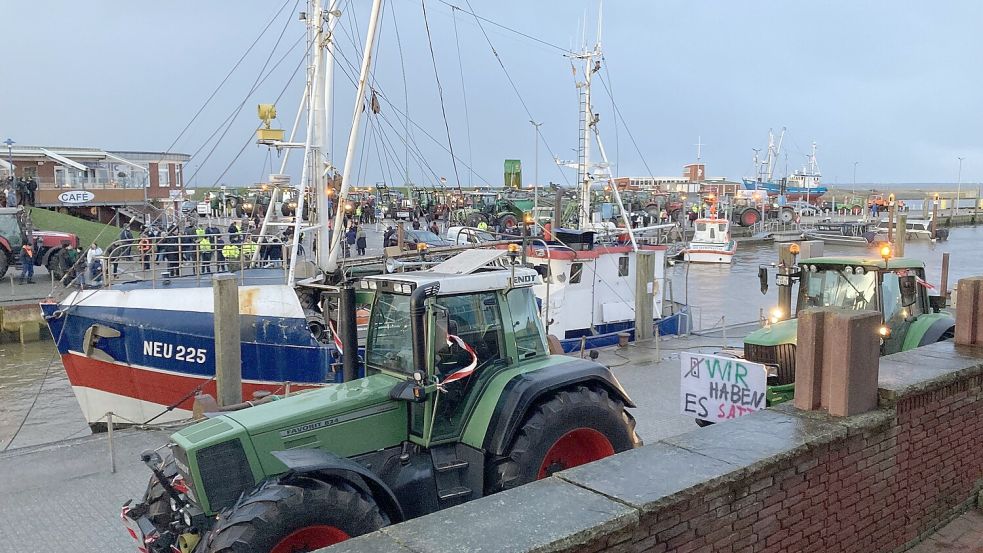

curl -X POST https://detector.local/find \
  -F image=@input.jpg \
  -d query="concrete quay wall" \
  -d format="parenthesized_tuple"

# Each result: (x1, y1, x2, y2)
(327, 340, 983, 553)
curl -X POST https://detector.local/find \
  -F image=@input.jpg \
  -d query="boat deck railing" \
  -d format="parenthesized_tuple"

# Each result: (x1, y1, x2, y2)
(89, 234, 291, 289)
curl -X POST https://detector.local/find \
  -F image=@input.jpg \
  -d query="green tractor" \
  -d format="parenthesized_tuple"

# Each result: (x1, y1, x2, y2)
(741, 255, 954, 409)
(122, 251, 641, 552)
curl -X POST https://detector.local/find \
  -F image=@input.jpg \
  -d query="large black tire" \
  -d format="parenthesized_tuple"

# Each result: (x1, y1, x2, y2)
(487, 385, 638, 493)
(738, 208, 761, 227)
(203, 477, 389, 553)
(466, 212, 487, 228)
(778, 207, 795, 223)
(143, 456, 179, 528)
(499, 213, 518, 229)
(0, 252, 8, 279)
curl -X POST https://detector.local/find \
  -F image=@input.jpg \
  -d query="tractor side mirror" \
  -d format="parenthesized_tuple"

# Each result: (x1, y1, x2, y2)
(758, 266, 769, 295)
(389, 381, 427, 403)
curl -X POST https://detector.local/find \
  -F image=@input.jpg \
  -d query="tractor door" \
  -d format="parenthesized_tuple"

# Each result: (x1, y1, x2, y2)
(423, 292, 507, 445)
(880, 271, 924, 354)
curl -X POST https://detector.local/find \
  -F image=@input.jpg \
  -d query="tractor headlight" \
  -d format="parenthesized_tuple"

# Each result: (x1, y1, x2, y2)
(182, 509, 193, 527)
(170, 497, 180, 512)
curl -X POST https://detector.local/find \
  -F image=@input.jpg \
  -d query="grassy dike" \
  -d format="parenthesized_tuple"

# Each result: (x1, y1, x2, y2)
(27, 207, 117, 249)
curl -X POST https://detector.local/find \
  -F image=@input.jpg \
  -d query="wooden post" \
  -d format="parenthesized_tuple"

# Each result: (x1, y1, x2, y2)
(397, 221, 405, 250)
(896, 214, 907, 257)
(954, 277, 983, 346)
(213, 274, 242, 406)
(931, 201, 938, 239)
(634, 251, 656, 341)
(922, 194, 930, 219)
(940, 252, 950, 300)
(887, 201, 896, 245)
(799, 240, 824, 261)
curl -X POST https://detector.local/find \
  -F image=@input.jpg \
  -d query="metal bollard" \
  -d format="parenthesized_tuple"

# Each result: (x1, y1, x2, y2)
(107, 412, 116, 474)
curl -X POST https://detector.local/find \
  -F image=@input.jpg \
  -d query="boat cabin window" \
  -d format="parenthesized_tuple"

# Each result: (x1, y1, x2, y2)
(800, 267, 877, 312)
(618, 256, 629, 277)
(570, 262, 584, 284)
(696, 222, 707, 232)
(718, 223, 727, 232)
(506, 287, 547, 360)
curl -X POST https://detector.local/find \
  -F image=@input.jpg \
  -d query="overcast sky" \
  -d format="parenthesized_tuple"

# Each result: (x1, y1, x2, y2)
(2, 1, 981, 188)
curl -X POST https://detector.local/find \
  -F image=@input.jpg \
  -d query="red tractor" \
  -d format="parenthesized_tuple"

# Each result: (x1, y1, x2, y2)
(0, 207, 79, 279)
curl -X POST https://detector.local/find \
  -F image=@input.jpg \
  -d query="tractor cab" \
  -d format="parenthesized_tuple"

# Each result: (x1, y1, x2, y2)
(743, 255, 954, 407)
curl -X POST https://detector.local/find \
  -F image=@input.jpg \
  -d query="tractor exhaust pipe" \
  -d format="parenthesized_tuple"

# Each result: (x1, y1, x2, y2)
(409, 282, 440, 374)
(339, 283, 358, 382)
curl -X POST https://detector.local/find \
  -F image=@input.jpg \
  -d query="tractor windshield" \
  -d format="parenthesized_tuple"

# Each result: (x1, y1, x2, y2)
(799, 268, 877, 312)
(365, 292, 414, 373)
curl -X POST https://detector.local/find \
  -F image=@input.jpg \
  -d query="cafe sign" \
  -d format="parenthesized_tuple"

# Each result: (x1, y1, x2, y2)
(58, 190, 95, 204)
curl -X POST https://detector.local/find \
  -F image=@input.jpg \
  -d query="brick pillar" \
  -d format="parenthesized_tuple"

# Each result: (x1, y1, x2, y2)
(794, 308, 881, 416)
(954, 277, 983, 346)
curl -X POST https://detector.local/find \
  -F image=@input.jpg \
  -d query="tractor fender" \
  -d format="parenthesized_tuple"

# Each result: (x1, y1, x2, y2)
(271, 449, 405, 523)
(902, 314, 956, 350)
(480, 358, 635, 457)
(0, 236, 10, 253)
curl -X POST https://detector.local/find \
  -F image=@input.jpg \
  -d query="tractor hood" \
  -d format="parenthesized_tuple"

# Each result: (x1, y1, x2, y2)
(224, 373, 411, 475)
(744, 319, 798, 347)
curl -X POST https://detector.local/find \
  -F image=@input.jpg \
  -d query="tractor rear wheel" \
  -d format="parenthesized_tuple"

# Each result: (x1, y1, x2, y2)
(487, 385, 638, 493)
(499, 213, 518, 229)
(738, 208, 761, 227)
(0, 252, 8, 279)
(204, 477, 388, 553)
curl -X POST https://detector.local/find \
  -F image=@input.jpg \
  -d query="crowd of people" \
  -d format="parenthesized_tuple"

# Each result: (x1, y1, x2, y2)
(0, 176, 38, 207)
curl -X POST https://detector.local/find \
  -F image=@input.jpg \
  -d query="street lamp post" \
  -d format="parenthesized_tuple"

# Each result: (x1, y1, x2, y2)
(955, 156, 964, 217)
(530, 120, 542, 224)
(852, 161, 859, 196)
(3, 138, 14, 182)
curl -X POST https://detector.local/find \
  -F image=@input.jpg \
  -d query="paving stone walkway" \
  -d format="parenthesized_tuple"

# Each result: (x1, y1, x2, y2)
(908, 509, 983, 553)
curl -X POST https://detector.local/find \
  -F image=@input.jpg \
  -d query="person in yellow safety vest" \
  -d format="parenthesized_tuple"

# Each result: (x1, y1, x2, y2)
(241, 239, 258, 269)
(195, 226, 205, 237)
(222, 243, 240, 272)
(198, 236, 213, 274)
(477, 220, 488, 231)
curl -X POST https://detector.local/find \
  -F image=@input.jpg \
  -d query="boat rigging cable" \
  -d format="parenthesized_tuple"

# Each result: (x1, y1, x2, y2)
(155, 0, 295, 165)
(421, 0, 464, 192)
(461, 0, 572, 187)
(390, 0, 413, 185)
(451, 7, 474, 188)
(595, 73, 658, 182)
(436, 0, 574, 55)
(188, 0, 303, 185)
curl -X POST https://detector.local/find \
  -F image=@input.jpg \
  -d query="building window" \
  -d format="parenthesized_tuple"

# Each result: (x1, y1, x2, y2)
(175, 164, 183, 187)
(159, 164, 170, 187)
(618, 256, 629, 277)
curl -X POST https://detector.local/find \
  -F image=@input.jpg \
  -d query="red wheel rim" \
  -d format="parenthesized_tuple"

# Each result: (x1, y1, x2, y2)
(538, 428, 614, 479)
(271, 525, 350, 553)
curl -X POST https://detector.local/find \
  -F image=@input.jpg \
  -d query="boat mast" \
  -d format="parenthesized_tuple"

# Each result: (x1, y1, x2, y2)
(324, 0, 384, 274)
(315, 0, 340, 268)
(573, 25, 601, 229)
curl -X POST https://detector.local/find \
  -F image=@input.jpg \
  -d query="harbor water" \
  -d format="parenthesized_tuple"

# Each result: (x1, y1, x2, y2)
(3, 224, 983, 451)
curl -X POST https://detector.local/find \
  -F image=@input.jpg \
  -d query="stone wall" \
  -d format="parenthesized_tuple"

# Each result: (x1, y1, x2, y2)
(327, 340, 983, 553)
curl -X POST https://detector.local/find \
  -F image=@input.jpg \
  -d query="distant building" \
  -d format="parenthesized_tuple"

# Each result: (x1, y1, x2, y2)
(0, 145, 189, 209)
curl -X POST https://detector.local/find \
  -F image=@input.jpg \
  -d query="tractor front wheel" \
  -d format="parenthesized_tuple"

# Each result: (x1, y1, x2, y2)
(204, 477, 389, 553)
(142, 455, 179, 528)
(487, 385, 638, 493)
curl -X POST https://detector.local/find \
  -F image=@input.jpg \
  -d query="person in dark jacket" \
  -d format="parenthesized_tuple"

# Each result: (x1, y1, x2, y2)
(355, 225, 367, 256)
(344, 225, 357, 257)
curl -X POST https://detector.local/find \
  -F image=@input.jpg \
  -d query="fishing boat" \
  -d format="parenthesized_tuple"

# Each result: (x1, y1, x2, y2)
(683, 218, 737, 264)
(802, 221, 876, 247)
(874, 217, 948, 241)
(742, 130, 828, 202)
(40, 0, 388, 428)
(520, 28, 688, 352)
